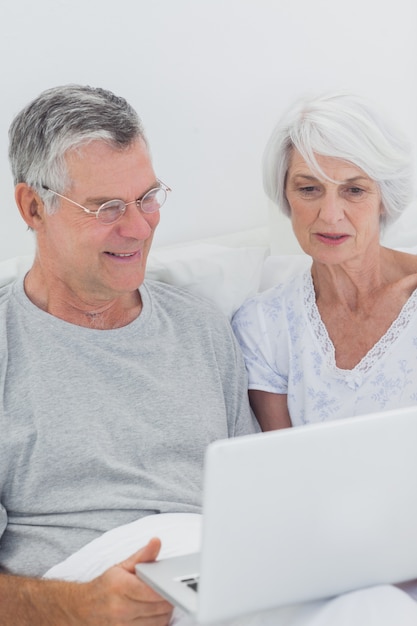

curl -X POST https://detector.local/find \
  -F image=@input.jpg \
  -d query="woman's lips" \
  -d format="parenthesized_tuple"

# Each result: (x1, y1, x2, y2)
(315, 233, 350, 245)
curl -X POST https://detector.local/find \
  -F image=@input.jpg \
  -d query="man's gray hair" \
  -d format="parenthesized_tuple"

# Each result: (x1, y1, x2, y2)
(8, 84, 147, 213)
(263, 92, 413, 226)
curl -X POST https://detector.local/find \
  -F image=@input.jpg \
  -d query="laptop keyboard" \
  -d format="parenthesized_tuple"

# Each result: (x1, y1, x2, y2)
(180, 576, 199, 592)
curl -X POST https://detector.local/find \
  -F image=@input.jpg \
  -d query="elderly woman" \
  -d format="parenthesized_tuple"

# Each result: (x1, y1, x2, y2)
(232, 92, 417, 430)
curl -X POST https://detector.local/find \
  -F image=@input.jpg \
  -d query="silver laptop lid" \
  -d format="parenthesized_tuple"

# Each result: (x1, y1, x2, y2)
(197, 405, 417, 623)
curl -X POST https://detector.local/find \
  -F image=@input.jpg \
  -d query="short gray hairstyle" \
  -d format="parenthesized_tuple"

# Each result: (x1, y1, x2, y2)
(8, 84, 147, 213)
(263, 92, 413, 226)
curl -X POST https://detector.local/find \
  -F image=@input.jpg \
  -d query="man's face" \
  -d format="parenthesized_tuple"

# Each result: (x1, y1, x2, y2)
(37, 138, 160, 306)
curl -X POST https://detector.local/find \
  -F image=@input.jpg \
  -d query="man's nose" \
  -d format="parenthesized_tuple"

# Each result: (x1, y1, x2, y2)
(118, 202, 158, 238)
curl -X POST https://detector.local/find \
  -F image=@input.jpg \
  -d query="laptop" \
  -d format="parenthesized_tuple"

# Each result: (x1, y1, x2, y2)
(136, 405, 417, 624)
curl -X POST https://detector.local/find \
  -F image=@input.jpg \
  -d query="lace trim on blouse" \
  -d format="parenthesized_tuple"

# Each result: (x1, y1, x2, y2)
(303, 270, 417, 387)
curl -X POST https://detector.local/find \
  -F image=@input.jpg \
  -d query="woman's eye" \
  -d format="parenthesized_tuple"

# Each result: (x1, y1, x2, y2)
(345, 187, 366, 200)
(299, 186, 319, 195)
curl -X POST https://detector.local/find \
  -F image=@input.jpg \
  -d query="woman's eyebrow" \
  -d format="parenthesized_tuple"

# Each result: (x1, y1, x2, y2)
(344, 176, 371, 183)
(289, 173, 319, 181)
(290, 174, 371, 183)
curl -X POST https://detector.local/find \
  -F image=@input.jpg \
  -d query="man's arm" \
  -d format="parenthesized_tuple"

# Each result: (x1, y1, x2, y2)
(0, 538, 173, 625)
(249, 390, 292, 431)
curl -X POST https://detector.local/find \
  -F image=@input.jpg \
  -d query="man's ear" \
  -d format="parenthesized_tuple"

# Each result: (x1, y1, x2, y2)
(15, 183, 46, 230)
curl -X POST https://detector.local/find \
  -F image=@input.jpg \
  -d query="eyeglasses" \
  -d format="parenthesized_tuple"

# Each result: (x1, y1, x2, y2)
(42, 180, 171, 225)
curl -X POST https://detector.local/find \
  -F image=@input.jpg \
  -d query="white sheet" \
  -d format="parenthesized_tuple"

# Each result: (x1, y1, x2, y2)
(44, 513, 417, 626)
(44, 513, 202, 583)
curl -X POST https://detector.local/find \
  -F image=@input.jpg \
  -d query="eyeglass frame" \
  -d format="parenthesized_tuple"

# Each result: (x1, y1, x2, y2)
(41, 179, 171, 224)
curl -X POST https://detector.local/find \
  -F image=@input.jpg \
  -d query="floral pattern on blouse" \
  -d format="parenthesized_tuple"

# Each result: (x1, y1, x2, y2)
(232, 270, 417, 426)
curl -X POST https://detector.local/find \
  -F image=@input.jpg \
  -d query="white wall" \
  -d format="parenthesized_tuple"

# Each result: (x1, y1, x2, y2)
(1, 0, 416, 261)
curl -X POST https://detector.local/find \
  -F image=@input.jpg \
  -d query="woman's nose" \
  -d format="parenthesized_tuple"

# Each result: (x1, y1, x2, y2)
(318, 193, 345, 224)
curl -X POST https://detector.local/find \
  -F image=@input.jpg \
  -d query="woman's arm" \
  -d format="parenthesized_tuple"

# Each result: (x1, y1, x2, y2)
(249, 390, 291, 431)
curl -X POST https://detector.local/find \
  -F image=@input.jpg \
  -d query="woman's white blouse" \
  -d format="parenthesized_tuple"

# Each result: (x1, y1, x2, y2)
(232, 270, 417, 426)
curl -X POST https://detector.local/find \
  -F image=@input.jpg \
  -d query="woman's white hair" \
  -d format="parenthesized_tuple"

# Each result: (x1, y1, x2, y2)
(263, 92, 413, 226)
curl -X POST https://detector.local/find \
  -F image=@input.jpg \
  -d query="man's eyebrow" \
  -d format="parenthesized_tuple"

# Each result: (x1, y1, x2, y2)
(84, 181, 159, 205)
(84, 195, 112, 206)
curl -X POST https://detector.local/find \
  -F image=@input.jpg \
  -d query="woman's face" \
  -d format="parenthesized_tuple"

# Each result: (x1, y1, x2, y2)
(285, 150, 383, 266)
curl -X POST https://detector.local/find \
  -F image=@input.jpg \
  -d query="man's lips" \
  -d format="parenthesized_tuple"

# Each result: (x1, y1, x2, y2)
(104, 250, 141, 258)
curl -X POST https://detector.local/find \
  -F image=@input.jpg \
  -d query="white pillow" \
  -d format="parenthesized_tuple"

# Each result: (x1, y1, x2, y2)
(147, 243, 268, 318)
(0, 240, 268, 320)
(0, 255, 32, 288)
(0, 250, 268, 320)
(382, 200, 417, 248)
(260, 254, 311, 291)
(259, 244, 417, 294)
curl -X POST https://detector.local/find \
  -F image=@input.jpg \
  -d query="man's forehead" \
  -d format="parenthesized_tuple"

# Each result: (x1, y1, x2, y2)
(64, 138, 155, 196)
(65, 137, 149, 164)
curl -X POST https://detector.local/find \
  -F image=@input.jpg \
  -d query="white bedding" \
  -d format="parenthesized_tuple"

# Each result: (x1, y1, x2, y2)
(44, 513, 202, 583)
(43, 513, 417, 626)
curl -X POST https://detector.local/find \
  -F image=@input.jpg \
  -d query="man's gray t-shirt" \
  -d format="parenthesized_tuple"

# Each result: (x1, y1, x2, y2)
(0, 278, 258, 576)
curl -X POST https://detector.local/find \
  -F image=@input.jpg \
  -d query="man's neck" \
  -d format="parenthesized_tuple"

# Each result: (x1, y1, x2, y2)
(23, 266, 143, 329)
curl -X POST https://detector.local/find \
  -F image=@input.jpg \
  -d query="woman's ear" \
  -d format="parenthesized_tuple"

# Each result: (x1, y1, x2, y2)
(15, 184, 46, 230)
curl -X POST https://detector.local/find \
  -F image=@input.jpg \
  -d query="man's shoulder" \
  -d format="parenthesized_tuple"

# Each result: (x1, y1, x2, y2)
(0, 282, 17, 353)
(144, 278, 226, 318)
(0, 281, 15, 309)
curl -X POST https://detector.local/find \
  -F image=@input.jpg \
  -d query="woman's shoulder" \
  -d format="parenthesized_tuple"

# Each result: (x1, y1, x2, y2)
(382, 247, 417, 294)
(249, 269, 306, 304)
(384, 246, 417, 270)
(232, 270, 308, 327)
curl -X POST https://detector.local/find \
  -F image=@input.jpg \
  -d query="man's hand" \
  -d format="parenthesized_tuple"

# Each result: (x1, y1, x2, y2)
(0, 538, 174, 625)
(78, 537, 174, 625)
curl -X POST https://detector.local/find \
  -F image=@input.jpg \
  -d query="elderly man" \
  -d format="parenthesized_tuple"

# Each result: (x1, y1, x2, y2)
(0, 85, 258, 624)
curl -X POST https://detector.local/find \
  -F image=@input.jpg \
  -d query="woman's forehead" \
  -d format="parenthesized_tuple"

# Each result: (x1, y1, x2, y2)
(287, 149, 369, 182)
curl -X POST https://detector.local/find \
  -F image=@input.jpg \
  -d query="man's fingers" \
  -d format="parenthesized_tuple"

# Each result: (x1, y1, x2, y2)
(121, 537, 162, 572)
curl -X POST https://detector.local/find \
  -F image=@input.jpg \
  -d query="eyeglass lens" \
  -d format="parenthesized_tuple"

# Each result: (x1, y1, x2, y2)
(98, 187, 167, 223)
